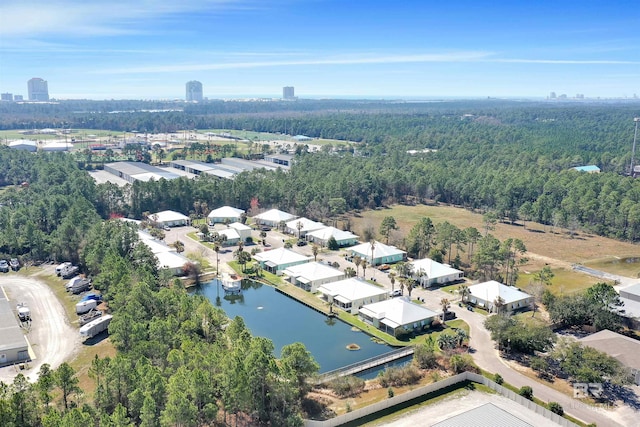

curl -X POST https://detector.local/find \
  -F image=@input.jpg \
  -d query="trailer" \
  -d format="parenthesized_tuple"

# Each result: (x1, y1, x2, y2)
(79, 309, 102, 326)
(61, 265, 80, 279)
(75, 299, 98, 315)
(80, 315, 112, 339)
(66, 277, 91, 294)
(16, 303, 30, 321)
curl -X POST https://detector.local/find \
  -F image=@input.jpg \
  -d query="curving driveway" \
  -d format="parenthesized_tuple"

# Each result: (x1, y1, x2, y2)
(0, 274, 80, 383)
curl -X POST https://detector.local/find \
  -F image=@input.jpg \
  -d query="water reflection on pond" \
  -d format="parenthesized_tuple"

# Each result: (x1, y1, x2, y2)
(193, 279, 393, 373)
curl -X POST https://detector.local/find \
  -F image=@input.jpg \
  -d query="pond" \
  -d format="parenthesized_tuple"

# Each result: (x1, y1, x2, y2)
(193, 279, 394, 373)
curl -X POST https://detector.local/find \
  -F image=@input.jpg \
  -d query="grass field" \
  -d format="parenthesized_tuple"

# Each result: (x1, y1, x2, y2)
(0, 129, 123, 141)
(349, 203, 640, 294)
(199, 128, 352, 146)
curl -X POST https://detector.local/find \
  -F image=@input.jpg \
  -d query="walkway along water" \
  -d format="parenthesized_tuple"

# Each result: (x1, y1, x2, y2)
(314, 346, 415, 385)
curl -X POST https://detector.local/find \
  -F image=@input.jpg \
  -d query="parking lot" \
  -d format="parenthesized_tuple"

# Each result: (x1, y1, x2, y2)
(0, 272, 79, 383)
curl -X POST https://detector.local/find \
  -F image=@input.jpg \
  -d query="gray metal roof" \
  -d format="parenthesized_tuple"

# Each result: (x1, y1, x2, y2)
(0, 295, 29, 353)
(431, 403, 533, 427)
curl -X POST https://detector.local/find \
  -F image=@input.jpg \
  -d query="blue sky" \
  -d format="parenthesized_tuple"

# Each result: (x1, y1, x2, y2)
(1, 0, 638, 100)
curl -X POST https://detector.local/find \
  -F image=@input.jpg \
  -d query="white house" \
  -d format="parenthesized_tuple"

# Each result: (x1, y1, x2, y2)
(358, 297, 441, 337)
(317, 278, 388, 314)
(283, 262, 346, 292)
(285, 217, 325, 237)
(216, 228, 241, 246)
(137, 230, 191, 276)
(207, 206, 245, 225)
(467, 280, 533, 313)
(253, 248, 311, 275)
(410, 258, 464, 288)
(253, 209, 297, 228)
(149, 210, 191, 227)
(306, 227, 359, 247)
(350, 241, 406, 266)
(228, 222, 252, 242)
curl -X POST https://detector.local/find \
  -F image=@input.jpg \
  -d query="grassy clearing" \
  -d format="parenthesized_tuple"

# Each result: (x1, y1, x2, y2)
(518, 268, 603, 296)
(0, 129, 123, 141)
(350, 204, 640, 267)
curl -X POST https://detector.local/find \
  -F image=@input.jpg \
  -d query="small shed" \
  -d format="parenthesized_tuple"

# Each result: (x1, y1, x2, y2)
(228, 222, 252, 242)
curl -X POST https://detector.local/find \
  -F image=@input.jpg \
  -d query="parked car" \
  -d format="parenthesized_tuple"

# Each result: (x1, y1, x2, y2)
(444, 311, 457, 320)
(377, 264, 391, 271)
(0, 260, 9, 273)
(163, 225, 170, 231)
(391, 289, 403, 297)
(260, 226, 271, 232)
(9, 258, 20, 271)
(296, 239, 307, 246)
(466, 305, 474, 311)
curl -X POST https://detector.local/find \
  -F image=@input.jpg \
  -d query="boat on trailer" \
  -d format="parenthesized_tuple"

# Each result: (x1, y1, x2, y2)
(221, 272, 242, 294)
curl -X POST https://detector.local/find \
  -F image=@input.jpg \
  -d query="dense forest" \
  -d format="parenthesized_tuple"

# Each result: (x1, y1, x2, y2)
(1, 99, 639, 424)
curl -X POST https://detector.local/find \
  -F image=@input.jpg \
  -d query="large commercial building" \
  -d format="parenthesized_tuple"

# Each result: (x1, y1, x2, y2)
(283, 86, 295, 100)
(27, 78, 49, 101)
(1, 93, 13, 101)
(104, 162, 181, 184)
(0, 292, 30, 366)
(186, 81, 203, 102)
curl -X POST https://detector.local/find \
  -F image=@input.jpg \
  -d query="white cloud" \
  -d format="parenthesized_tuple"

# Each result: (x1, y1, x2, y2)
(92, 51, 494, 74)
(0, 0, 251, 38)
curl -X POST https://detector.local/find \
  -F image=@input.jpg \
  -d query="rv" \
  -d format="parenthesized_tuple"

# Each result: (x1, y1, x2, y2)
(56, 262, 72, 276)
(75, 299, 98, 315)
(80, 315, 112, 339)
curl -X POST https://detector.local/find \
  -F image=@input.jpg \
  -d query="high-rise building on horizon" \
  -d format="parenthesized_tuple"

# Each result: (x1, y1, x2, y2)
(283, 86, 295, 100)
(28, 78, 49, 101)
(1, 93, 13, 101)
(186, 81, 203, 102)
(14, 95, 23, 101)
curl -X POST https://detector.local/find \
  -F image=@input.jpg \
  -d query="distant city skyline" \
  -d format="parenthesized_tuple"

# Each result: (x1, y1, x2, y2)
(1, 1, 638, 100)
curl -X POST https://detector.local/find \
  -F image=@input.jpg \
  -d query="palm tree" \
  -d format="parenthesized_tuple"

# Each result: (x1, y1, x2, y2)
(344, 267, 356, 278)
(369, 240, 376, 267)
(455, 328, 468, 347)
(437, 334, 457, 352)
(440, 298, 451, 324)
(172, 240, 185, 253)
(361, 260, 368, 278)
(296, 221, 303, 239)
(353, 256, 362, 277)
(389, 272, 396, 292)
(312, 244, 320, 262)
(493, 296, 505, 314)
(458, 284, 470, 303)
(213, 243, 221, 275)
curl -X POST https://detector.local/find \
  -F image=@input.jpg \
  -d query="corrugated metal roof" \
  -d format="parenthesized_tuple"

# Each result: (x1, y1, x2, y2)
(431, 403, 533, 427)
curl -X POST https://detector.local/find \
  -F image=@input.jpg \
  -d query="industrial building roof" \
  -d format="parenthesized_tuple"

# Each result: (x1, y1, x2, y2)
(0, 294, 29, 353)
(431, 403, 533, 427)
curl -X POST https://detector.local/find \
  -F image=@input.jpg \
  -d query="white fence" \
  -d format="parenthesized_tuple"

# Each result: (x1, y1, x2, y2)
(304, 371, 579, 427)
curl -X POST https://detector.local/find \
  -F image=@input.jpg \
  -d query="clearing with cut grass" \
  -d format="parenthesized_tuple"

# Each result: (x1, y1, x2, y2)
(349, 204, 640, 293)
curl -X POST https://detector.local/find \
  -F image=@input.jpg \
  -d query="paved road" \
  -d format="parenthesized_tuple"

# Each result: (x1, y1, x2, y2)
(0, 274, 79, 383)
(162, 226, 638, 426)
(435, 290, 634, 427)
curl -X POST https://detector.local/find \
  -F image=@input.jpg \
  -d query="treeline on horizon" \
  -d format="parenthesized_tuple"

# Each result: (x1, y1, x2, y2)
(2, 100, 640, 259)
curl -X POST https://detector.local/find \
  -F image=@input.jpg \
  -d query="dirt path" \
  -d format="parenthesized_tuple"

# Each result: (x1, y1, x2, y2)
(0, 275, 80, 383)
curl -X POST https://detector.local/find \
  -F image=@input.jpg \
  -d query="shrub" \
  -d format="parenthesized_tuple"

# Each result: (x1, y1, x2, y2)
(327, 236, 339, 250)
(518, 385, 534, 400)
(494, 373, 504, 385)
(378, 365, 421, 388)
(449, 354, 475, 374)
(328, 375, 365, 398)
(414, 344, 438, 369)
(387, 387, 394, 398)
(548, 402, 564, 415)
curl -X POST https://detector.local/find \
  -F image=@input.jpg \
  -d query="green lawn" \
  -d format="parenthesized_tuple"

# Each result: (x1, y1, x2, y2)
(518, 267, 602, 295)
